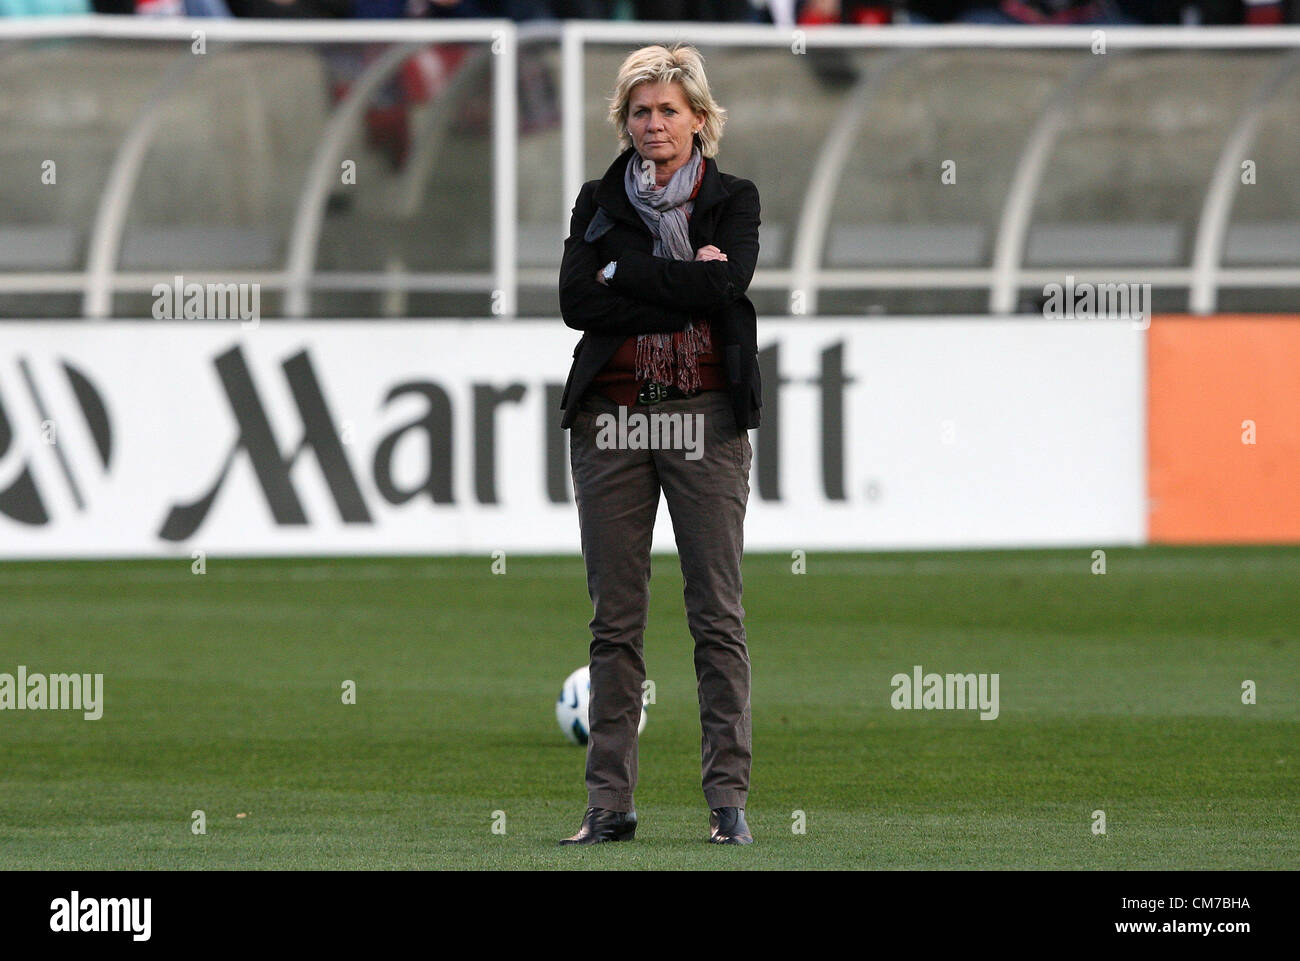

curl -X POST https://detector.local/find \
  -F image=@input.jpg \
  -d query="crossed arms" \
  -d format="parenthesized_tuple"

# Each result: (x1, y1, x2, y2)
(558, 178, 761, 337)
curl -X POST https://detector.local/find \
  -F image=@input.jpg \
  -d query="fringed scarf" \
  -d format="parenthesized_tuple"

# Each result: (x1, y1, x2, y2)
(622, 144, 712, 393)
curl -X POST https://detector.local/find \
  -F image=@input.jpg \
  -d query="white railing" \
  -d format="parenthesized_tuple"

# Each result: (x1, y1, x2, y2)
(1, 18, 1299, 316)
(0, 17, 519, 318)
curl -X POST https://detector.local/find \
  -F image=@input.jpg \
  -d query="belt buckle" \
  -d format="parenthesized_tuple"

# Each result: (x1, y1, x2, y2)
(638, 382, 669, 405)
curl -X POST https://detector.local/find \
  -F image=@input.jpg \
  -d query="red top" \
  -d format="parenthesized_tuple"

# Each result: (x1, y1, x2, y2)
(592, 334, 727, 407)
(592, 157, 727, 406)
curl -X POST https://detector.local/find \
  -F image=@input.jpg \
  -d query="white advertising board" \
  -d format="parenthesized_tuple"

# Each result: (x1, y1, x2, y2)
(0, 319, 1143, 557)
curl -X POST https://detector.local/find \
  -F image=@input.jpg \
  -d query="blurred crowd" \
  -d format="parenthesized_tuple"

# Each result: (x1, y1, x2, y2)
(1, 0, 1296, 25)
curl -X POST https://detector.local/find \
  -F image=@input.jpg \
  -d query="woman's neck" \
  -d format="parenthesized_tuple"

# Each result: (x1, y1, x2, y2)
(648, 149, 692, 188)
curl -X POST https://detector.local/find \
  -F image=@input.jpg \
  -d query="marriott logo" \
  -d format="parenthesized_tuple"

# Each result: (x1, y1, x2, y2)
(157, 340, 857, 541)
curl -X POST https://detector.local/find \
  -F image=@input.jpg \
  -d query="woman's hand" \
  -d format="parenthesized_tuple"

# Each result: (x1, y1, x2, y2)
(593, 247, 725, 286)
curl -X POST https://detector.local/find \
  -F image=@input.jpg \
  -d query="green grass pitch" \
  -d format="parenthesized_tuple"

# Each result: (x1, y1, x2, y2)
(0, 546, 1296, 870)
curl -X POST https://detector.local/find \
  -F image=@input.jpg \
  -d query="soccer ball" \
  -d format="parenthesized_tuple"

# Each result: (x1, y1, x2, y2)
(555, 665, 648, 745)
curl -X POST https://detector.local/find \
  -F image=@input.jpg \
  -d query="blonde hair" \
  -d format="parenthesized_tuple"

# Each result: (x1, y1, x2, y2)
(607, 43, 727, 159)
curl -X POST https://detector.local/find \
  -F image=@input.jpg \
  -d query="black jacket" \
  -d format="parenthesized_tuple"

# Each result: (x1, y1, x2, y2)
(557, 145, 762, 432)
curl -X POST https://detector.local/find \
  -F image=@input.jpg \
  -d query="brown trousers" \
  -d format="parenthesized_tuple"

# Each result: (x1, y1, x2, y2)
(569, 387, 753, 813)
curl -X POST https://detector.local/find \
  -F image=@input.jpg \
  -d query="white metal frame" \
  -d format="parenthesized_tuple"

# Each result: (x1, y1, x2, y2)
(789, 50, 914, 316)
(1189, 49, 1300, 314)
(283, 41, 427, 318)
(2, 19, 1300, 316)
(82, 52, 205, 319)
(1, 18, 516, 318)
(989, 55, 1109, 314)
(562, 21, 1300, 315)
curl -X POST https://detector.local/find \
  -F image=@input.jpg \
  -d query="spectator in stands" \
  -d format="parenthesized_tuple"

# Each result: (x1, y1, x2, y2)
(957, 0, 1139, 21)
(796, 1, 889, 88)
(1167, 0, 1291, 21)
(1236, 0, 1288, 20)
(223, 0, 350, 15)
(899, 0, 1138, 22)
(797, 0, 893, 22)
(902, 0, 1292, 23)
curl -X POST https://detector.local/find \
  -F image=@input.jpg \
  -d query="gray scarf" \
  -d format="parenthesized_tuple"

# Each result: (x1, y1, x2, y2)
(623, 145, 712, 392)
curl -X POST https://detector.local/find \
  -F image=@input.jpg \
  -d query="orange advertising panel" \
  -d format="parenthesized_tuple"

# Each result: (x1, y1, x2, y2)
(1148, 315, 1300, 543)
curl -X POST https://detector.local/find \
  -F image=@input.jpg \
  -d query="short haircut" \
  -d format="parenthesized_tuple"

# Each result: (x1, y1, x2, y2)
(607, 43, 727, 159)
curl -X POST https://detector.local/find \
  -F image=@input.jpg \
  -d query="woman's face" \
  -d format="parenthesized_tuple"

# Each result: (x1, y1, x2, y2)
(625, 81, 702, 179)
